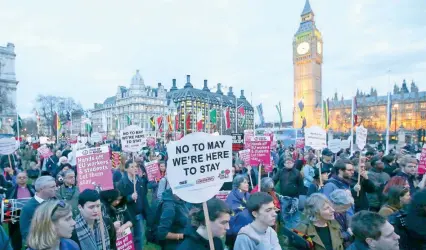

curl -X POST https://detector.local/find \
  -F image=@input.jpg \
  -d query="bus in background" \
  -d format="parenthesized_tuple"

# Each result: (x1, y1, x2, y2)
(255, 128, 302, 147)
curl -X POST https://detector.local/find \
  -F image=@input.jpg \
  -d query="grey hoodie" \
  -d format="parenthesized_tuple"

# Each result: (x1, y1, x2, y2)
(234, 223, 281, 250)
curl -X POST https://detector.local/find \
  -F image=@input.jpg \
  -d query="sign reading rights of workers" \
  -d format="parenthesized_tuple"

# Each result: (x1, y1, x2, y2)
(250, 136, 272, 172)
(116, 228, 135, 250)
(121, 125, 147, 152)
(76, 145, 114, 191)
(166, 132, 232, 203)
(304, 126, 327, 150)
(0, 138, 18, 155)
(356, 125, 368, 150)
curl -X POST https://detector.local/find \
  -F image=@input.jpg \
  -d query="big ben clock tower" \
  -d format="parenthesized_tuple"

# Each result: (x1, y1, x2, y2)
(293, 0, 323, 128)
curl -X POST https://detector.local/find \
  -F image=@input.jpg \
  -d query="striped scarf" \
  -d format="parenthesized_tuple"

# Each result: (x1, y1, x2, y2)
(75, 213, 110, 250)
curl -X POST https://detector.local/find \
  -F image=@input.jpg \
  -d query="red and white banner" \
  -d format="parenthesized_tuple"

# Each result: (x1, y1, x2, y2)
(145, 160, 162, 182)
(116, 228, 135, 250)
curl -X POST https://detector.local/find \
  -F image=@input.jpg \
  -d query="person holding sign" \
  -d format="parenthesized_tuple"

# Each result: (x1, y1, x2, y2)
(177, 198, 231, 250)
(72, 189, 111, 250)
(234, 192, 281, 250)
(116, 161, 150, 250)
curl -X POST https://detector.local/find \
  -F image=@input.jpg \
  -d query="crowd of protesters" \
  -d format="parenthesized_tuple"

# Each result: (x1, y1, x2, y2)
(0, 139, 425, 250)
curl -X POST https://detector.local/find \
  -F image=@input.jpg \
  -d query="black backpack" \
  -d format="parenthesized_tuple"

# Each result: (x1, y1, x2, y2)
(387, 210, 409, 250)
(145, 200, 165, 245)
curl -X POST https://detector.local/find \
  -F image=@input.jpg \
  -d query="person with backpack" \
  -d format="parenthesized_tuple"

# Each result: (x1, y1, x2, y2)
(156, 188, 190, 250)
(177, 198, 231, 250)
(405, 188, 426, 249)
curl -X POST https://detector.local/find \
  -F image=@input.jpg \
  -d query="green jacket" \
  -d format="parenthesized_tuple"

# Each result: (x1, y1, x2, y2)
(295, 219, 344, 250)
(56, 185, 80, 218)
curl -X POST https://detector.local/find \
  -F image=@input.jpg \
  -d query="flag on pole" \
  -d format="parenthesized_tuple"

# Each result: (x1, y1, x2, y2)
(275, 102, 283, 125)
(126, 115, 132, 125)
(224, 107, 231, 129)
(167, 114, 173, 131)
(54, 112, 62, 132)
(197, 110, 203, 131)
(150, 116, 155, 131)
(323, 99, 330, 129)
(157, 116, 163, 133)
(238, 105, 246, 128)
(209, 109, 217, 124)
(256, 104, 265, 126)
(186, 112, 191, 132)
(175, 114, 180, 131)
(353, 96, 358, 126)
(12, 115, 23, 134)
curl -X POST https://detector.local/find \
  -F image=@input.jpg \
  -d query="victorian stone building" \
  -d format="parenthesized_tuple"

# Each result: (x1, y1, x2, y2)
(167, 75, 254, 135)
(0, 43, 18, 135)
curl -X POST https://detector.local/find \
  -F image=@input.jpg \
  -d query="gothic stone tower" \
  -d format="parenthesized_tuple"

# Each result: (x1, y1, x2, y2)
(293, 0, 323, 128)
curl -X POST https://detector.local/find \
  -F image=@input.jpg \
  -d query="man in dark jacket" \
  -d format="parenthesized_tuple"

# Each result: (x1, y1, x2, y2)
(157, 188, 189, 250)
(273, 155, 304, 229)
(395, 155, 418, 194)
(45, 150, 61, 176)
(6, 172, 35, 250)
(116, 161, 150, 250)
(19, 175, 57, 245)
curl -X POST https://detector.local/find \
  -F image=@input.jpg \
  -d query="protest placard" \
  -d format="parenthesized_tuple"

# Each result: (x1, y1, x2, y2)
(296, 138, 305, 149)
(166, 132, 232, 203)
(328, 139, 342, 154)
(215, 190, 231, 201)
(232, 133, 244, 151)
(90, 132, 102, 143)
(304, 126, 327, 150)
(250, 136, 272, 172)
(0, 138, 18, 155)
(121, 125, 147, 152)
(76, 145, 114, 191)
(116, 228, 135, 250)
(340, 138, 351, 149)
(356, 125, 368, 150)
(418, 144, 426, 175)
(68, 135, 78, 144)
(244, 130, 254, 150)
(147, 137, 156, 148)
(145, 160, 162, 181)
(37, 145, 53, 159)
(238, 149, 250, 166)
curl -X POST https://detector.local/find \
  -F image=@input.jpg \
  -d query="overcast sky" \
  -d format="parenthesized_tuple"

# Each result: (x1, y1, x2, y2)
(2, 0, 425, 122)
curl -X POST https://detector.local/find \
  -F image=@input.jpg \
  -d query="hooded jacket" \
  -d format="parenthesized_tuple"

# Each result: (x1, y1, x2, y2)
(116, 172, 150, 220)
(177, 226, 224, 250)
(157, 188, 189, 250)
(234, 223, 281, 250)
(272, 167, 304, 198)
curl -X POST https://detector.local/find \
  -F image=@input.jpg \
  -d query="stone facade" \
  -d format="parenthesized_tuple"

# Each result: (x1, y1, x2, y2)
(0, 43, 18, 134)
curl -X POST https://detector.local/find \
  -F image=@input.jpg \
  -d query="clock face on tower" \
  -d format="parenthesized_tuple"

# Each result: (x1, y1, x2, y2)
(297, 42, 310, 55)
(317, 42, 322, 54)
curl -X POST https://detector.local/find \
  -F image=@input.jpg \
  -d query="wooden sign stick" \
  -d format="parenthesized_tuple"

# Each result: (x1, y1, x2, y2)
(317, 151, 323, 187)
(357, 157, 363, 197)
(202, 201, 215, 250)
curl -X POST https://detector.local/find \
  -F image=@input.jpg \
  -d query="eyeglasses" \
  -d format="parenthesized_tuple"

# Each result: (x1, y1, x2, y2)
(51, 200, 66, 218)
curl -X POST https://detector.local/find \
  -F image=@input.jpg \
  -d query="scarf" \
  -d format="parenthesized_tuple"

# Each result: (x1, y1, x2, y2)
(75, 214, 110, 250)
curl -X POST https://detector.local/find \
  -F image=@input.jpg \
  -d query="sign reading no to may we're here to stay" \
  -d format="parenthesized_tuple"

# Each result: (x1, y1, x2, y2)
(166, 132, 232, 204)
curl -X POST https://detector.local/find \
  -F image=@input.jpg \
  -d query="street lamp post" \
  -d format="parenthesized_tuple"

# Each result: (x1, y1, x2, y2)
(394, 104, 399, 134)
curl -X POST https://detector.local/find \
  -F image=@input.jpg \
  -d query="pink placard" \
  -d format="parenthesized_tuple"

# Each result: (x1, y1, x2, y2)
(215, 190, 230, 201)
(76, 146, 114, 191)
(250, 136, 272, 172)
(37, 146, 53, 159)
(296, 138, 305, 149)
(244, 130, 254, 150)
(238, 149, 250, 166)
(116, 230, 135, 250)
(419, 147, 426, 175)
(147, 137, 156, 148)
(145, 160, 161, 181)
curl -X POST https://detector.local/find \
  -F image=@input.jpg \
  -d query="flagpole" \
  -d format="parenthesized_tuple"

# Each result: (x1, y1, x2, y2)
(164, 113, 166, 143)
(350, 97, 354, 156)
(56, 112, 59, 144)
(183, 100, 186, 136)
(235, 96, 238, 133)
(385, 92, 391, 155)
(16, 109, 20, 141)
(220, 96, 223, 135)
(321, 99, 324, 129)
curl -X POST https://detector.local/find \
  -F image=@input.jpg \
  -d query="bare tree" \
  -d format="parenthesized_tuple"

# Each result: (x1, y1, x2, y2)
(22, 118, 38, 135)
(34, 95, 82, 136)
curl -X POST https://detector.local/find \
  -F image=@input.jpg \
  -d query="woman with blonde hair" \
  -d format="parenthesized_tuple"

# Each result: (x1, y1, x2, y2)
(27, 200, 79, 250)
(296, 193, 344, 250)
